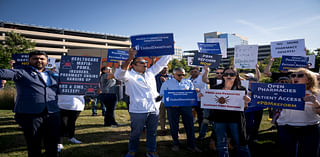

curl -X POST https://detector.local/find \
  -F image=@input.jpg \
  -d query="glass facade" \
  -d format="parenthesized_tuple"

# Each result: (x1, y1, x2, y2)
(219, 33, 248, 48)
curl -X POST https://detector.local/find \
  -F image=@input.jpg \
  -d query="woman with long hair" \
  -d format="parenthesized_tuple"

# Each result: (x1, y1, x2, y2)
(208, 67, 251, 157)
(277, 68, 320, 157)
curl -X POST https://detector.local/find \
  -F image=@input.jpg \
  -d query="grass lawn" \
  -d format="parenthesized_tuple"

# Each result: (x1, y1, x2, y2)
(0, 109, 281, 157)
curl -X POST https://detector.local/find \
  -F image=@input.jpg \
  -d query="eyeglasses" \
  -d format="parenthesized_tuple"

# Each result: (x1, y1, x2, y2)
(176, 74, 185, 77)
(290, 73, 304, 78)
(223, 73, 236, 77)
(216, 72, 223, 74)
(135, 61, 148, 64)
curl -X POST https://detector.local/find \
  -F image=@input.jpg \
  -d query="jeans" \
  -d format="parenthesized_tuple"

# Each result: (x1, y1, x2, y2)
(278, 125, 320, 157)
(100, 93, 118, 126)
(214, 122, 251, 157)
(91, 97, 106, 116)
(199, 109, 212, 139)
(167, 106, 196, 148)
(128, 112, 159, 153)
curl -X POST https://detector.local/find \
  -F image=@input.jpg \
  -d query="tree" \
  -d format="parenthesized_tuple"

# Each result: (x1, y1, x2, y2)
(0, 31, 35, 69)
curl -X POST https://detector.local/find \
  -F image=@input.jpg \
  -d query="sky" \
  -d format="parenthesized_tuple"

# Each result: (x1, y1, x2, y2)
(0, 0, 319, 51)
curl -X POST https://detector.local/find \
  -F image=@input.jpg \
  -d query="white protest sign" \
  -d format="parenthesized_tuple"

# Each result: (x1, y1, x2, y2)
(206, 38, 227, 58)
(46, 57, 56, 69)
(271, 39, 306, 58)
(307, 55, 315, 69)
(201, 89, 245, 111)
(187, 57, 197, 67)
(234, 45, 258, 69)
(241, 80, 249, 91)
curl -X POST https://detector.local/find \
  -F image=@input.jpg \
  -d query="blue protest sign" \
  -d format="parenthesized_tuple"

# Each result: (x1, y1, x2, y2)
(107, 49, 129, 63)
(279, 55, 309, 71)
(130, 33, 174, 57)
(192, 52, 222, 68)
(164, 90, 198, 107)
(198, 42, 221, 54)
(250, 83, 305, 110)
(244, 102, 266, 113)
(11, 53, 29, 68)
(58, 56, 101, 96)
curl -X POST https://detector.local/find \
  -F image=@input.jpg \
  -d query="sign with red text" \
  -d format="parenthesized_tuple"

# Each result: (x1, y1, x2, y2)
(201, 89, 245, 111)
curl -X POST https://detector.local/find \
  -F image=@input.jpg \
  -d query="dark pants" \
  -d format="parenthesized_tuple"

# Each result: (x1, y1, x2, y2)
(15, 111, 60, 157)
(278, 125, 320, 157)
(100, 93, 118, 126)
(59, 109, 81, 142)
(167, 106, 196, 148)
(245, 110, 263, 141)
(194, 102, 203, 127)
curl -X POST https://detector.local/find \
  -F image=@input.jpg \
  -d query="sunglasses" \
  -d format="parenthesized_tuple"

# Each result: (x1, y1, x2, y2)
(216, 72, 223, 74)
(290, 73, 304, 78)
(176, 74, 185, 77)
(135, 61, 148, 64)
(223, 73, 236, 77)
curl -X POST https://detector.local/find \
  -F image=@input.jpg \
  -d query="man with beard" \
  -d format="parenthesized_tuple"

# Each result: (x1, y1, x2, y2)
(0, 51, 60, 157)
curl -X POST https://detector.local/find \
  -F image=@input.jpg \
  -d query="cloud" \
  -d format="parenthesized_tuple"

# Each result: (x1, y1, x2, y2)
(236, 15, 320, 35)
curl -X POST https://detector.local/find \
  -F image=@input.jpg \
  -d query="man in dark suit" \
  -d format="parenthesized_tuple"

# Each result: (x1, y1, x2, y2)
(0, 51, 60, 157)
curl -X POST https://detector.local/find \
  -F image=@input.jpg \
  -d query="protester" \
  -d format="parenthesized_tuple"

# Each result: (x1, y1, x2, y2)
(160, 67, 202, 152)
(57, 95, 84, 152)
(155, 66, 172, 135)
(202, 67, 251, 157)
(99, 66, 118, 127)
(244, 64, 263, 143)
(199, 66, 224, 150)
(0, 51, 60, 157)
(264, 57, 291, 82)
(277, 68, 320, 157)
(114, 48, 172, 157)
(188, 67, 208, 127)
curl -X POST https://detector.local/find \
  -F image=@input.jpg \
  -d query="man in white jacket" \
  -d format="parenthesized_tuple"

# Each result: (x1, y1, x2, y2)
(114, 48, 172, 157)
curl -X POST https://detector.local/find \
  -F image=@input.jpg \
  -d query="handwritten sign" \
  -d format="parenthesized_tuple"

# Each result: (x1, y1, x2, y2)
(206, 38, 227, 58)
(130, 33, 174, 57)
(271, 39, 306, 58)
(279, 55, 309, 71)
(198, 42, 221, 54)
(201, 89, 246, 111)
(250, 83, 305, 110)
(58, 56, 101, 96)
(164, 90, 198, 107)
(234, 45, 258, 69)
(192, 53, 222, 68)
(107, 49, 129, 63)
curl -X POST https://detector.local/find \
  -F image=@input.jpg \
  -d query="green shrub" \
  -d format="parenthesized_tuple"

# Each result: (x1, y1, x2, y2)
(0, 88, 15, 110)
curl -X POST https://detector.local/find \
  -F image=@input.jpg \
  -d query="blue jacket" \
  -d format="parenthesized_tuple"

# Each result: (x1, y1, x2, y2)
(0, 66, 59, 114)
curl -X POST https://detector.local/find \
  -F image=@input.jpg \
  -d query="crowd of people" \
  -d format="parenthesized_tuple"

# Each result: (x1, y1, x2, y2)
(0, 49, 320, 157)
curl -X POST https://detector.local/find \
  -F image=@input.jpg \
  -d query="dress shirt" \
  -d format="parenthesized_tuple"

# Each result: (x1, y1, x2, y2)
(159, 78, 194, 98)
(114, 55, 172, 113)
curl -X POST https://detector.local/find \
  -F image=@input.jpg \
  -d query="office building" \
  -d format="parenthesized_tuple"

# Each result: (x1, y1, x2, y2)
(204, 32, 248, 48)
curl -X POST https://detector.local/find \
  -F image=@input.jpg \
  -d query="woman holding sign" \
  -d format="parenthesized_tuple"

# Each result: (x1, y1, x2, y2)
(277, 68, 320, 157)
(207, 67, 251, 157)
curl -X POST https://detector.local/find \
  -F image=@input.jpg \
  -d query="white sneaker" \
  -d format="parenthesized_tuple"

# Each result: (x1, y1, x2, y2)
(57, 144, 64, 152)
(69, 137, 82, 144)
